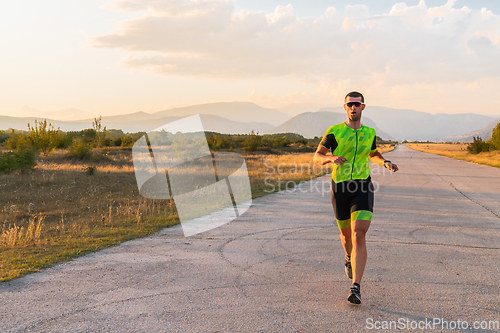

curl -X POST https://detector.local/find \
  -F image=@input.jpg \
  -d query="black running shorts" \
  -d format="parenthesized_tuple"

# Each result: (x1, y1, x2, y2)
(331, 178, 374, 229)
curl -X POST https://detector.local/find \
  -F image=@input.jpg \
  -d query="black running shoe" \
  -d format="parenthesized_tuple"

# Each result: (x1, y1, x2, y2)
(348, 285, 361, 304)
(344, 256, 352, 279)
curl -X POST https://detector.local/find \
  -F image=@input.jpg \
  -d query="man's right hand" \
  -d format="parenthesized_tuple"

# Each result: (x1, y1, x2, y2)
(331, 156, 347, 165)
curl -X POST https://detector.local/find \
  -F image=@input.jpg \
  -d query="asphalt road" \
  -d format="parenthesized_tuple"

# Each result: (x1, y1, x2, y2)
(1, 144, 500, 332)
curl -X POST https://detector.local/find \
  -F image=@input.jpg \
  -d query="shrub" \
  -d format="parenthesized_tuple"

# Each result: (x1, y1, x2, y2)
(272, 137, 290, 148)
(0, 152, 17, 173)
(467, 136, 491, 154)
(83, 166, 97, 176)
(207, 133, 233, 150)
(120, 136, 135, 147)
(0, 148, 36, 173)
(16, 148, 37, 169)
(113, 137, 122, 146)
(69, 138, 90, 159)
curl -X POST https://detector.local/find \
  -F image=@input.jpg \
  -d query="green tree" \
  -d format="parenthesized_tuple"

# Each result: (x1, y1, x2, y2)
(242, 131, 262, 152)
(27, 119, 61, 155)
(171, 133, 189, 160)
(489, 122, 500, 151)
(93, 116, 110, 147)
(0, 130, 9, 144)
(4, 129, 19, 150)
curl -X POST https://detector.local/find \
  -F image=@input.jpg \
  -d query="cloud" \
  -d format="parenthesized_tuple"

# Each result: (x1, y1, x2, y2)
(91, 0, 500, 92)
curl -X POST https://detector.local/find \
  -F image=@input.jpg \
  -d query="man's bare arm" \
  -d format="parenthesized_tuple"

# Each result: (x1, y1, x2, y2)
(369, 150, 398, 172)
(314, 145, 347, 165)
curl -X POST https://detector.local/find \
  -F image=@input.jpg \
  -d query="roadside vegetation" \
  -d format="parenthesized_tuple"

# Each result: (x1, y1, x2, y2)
(405, 121, 500, 168)
(0, 119, 397, 282)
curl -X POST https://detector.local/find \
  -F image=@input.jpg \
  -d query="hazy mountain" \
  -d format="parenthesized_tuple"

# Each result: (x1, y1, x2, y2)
(278, 103, 328, 117)
(318, 106, 496, 141)
(152, 102, 290, 126)
(442, 118, 500, 142)
(2, 102, 497, 141)
(0, 113, 273, 135)
(185, 114, 273, 134)
(266, 111, 393, 140)
(0, 116, 90, 132)
(97, 111, 159, 122)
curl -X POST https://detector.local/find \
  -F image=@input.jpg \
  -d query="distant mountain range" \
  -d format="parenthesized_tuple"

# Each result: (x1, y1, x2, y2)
(317, 106, 497, 142)
(1, 102, 499, 141)
(443, 117, 500, 142)
(0, 113, 273, 136)
(151, 102, 289, 126)
(277, 103, 328, 117)
(267, 111, 393, 140)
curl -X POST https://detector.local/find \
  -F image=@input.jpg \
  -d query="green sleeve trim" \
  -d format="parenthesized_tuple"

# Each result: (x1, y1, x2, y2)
(351, 210, 373, 221)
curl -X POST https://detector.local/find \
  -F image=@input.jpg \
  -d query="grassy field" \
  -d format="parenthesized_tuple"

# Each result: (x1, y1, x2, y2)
(0, 143, 396, 282)
(406, 143, 500, 168)
(377, 144, 396, 154)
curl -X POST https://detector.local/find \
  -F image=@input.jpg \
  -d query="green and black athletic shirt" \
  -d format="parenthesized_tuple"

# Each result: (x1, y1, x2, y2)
(320, 123, 377, 183)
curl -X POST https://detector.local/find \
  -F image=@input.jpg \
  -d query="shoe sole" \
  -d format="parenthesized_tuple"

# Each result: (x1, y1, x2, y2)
(348, 293, 361, 304)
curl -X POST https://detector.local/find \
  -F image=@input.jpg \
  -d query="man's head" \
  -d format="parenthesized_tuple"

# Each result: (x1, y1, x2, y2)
(344, 91, 365, 122)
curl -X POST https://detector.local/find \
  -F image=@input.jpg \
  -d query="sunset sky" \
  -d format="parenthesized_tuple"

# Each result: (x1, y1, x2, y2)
(1, 0, 500, 120)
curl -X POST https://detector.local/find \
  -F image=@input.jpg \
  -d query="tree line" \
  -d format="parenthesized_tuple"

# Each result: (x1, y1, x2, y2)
(206, 131, 311, 152)
(0, 117, 142, 173)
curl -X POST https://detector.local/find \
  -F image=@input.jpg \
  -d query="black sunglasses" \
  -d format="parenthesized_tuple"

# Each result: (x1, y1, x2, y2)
(344, 102, 364, 108)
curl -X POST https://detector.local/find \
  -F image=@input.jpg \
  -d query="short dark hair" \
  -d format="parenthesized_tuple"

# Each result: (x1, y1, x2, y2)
(345, 91, 364, 103)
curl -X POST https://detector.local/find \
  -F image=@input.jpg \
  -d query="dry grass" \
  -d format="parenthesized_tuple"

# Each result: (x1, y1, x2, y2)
(0, 147, 176, 282)
(406, 143, 500, 168)
(378, 144, 397, 154)
(246, 153, 333, 197)
(1, 215, 44, 248)
(0, 147, 331, 282)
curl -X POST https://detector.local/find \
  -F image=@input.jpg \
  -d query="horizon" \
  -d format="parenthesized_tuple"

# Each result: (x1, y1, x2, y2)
(2, 0, 500, 120)
(3, 101, 499, 123)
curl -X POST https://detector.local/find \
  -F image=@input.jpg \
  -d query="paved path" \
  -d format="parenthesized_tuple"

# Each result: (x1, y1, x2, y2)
(2, 145, 500, 332)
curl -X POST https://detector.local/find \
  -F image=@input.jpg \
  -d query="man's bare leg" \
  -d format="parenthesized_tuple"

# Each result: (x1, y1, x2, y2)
(351, 219, 371, 284)
(347, 219, 371, 304)
(332, 185, 352, 257)
(339, 226, 352, 279)
(339, 226, 352, 257)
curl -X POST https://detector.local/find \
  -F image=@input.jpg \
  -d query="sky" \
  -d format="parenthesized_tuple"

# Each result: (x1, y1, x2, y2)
(1, 0, 500, 120)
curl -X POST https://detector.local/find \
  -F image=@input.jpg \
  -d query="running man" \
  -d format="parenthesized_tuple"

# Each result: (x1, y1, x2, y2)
(313, 91, 398, 304)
